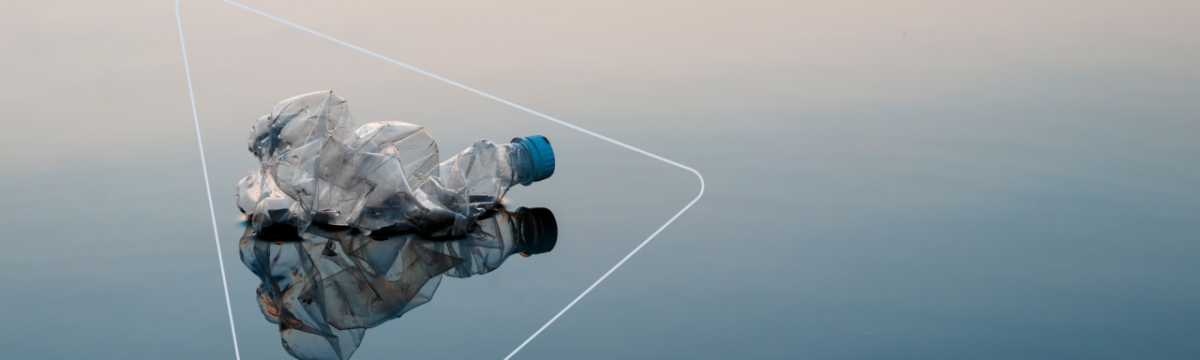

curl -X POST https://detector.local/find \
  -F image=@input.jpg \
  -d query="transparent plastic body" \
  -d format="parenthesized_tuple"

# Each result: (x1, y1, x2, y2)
(236, 91, 536, 236)
(239, 208, 542, 360)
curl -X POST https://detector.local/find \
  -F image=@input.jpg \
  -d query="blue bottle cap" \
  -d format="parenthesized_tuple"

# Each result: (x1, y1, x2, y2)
(514, 135, 555, 184)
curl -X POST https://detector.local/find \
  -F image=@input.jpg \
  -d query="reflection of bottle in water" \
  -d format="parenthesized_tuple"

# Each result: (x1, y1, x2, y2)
(432, 206, 558, 277)
(240, 206, 557, 360)
(235, 91, 555, 236)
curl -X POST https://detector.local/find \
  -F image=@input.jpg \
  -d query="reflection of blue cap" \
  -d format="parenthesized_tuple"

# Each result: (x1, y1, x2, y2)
(515, 207, 557, 255)
(514, 135, 555, 184)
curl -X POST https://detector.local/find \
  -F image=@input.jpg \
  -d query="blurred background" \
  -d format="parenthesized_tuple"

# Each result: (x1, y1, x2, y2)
(1, 0, 1198, 359)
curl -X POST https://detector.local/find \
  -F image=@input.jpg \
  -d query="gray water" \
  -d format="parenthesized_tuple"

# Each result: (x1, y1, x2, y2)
(2, 0, 1198, 359)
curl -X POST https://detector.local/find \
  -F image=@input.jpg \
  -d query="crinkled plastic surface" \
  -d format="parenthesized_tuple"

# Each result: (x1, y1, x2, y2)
(239, 207, 555, 360)
(237, 91, 538, 236)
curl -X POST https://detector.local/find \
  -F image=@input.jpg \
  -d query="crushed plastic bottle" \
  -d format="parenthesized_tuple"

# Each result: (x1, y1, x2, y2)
(240, 206, 558, 360)
(236, 91, 555, 236)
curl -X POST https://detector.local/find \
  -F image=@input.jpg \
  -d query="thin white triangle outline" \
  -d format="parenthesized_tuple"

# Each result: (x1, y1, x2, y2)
(175, 1, 705, 359)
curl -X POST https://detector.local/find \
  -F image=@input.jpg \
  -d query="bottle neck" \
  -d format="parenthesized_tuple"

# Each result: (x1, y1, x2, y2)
(503, 142, 536, 186)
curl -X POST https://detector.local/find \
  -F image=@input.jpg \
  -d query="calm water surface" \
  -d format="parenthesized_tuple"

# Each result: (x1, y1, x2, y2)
(1, 0, 1198, 359)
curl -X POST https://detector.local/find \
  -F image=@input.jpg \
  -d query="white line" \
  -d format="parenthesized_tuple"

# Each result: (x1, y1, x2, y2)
(501, 182, 704, 360)
(175, 1, 242, 359)
(204, 1, 705, 358)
